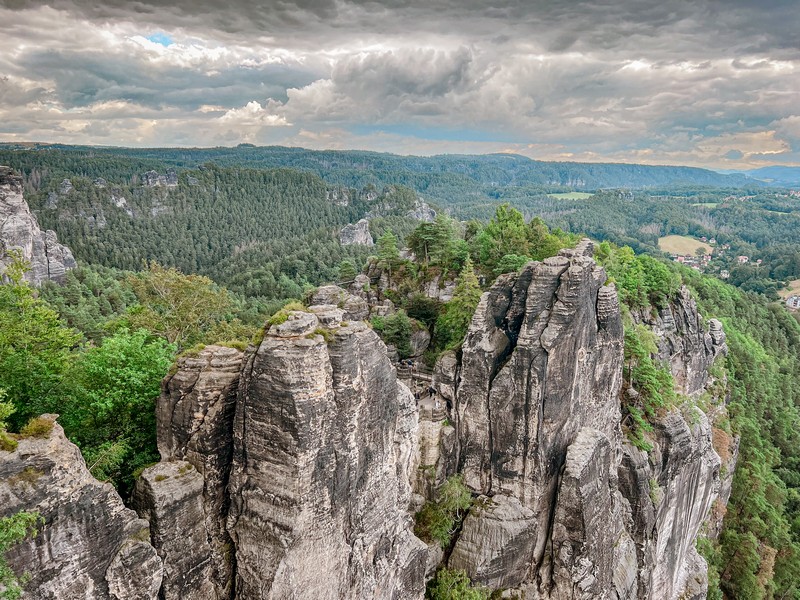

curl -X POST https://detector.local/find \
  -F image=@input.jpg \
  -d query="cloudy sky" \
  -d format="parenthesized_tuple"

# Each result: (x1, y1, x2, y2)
(1, 1, 798, 169)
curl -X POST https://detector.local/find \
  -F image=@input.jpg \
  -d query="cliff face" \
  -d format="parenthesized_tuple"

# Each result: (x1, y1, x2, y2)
(4, 243, 733, 600)
(0, 416, 163, 600)
(227, 308, 425, 599)
(434, 241, 731, 599)
(0, 166, 76, 285)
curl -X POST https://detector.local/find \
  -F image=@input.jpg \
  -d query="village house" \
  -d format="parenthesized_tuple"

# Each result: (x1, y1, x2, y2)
(786, 296, 800, 310)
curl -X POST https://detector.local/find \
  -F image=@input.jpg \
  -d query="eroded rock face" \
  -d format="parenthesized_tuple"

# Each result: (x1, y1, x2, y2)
(0, 166, 76, 285)
(152, 344, 243, 598)
(227, 314, 426, 599)
(444, 240, 730, 599)
(455, 240, 625, 576)
(0, 416, 163, 600)
(134, 462, 216, 600)
(632, 286, 727, 395)
(339, 218, 374, 246)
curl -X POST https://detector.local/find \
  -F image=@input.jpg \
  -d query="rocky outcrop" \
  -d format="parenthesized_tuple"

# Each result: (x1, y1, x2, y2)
(142, 169, 178, 187)
(408, 199, 436, 222)
(134, 462, 216, 600)
(632, 286, 727, 395)
(4, 241, 733, 600)
(227, 310, 426, 599)
(144, 344, 243, 598)
(432, 239, 731, 599)
(0, 166, 76, 285)
(339, 218, 374, 246)
(0, 416, 163, 599)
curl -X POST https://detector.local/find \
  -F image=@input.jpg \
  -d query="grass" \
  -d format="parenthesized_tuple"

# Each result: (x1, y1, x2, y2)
(547, 191, 594, 200)
(778, 279, 800, 300)
(658, 235, 713, 256)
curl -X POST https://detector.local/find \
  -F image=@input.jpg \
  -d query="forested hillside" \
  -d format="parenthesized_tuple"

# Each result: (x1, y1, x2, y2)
(17, 164, 422, 299)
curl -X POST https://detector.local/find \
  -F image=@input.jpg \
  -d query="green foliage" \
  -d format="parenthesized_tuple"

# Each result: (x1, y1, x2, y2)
(469, 205, 575, 274)
(371, 310, 414, 359)
(0, 511, 43, 600)
(414, 475, 473, 548)
(0, 254, 81, 429)
(407, 214, 468, 272)
(124, 262, 237, 349)
(697, 536, 724, 600)
(434, 259, 482, 350)
(426, 568, 489, 600)
(494, 254, 530, 274)
(337, 259, 357, 282)
(598, 242, 680, 309)
(678, 268, 800, 599)
(377, 230, 400, 265)
(624, 325, 675, 419)
(19, 417, 54, 439)
(0, 390, 17, 452)
(61, 328, 175, 493)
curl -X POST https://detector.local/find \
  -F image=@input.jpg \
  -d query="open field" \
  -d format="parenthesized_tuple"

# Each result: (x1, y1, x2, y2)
(547, 192, 595, 200)
(778, 279, 800, 299)
(658, 235, 713, 255)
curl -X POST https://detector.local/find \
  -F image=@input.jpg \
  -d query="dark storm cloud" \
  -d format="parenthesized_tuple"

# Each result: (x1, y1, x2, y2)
(0, 1, 798, 166)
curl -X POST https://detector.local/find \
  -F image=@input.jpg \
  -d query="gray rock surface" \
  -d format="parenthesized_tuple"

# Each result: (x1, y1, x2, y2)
(455, 241, 624, 576)
(339, 218, 374, 246)
(0, 166, 76, 285)
(155, 344, 243, 598)
(227, 315, 426, 599)
(407, 199, 436, 222)
(0, 416, 163, 600)
(449, 494, 537, 589)
(134, 462, 216, 600)
(632, 286, 727, 395)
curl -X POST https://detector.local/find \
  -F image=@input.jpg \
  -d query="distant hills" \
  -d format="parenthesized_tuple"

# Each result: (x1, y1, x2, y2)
(0, 143, 764, 196)
(719, 166, 800, 187)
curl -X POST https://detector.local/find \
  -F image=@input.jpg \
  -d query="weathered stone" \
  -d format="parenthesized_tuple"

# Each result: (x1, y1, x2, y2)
(269, 310, 319, 337)
(409, 327, 431, 357)
(134, 462, 216, 600)
(0, 166, 76, 285)
(407, 199, 436, 222)
(0, 416, 163, 600)
(156, 344, 243, 597)
(456, 246, 624, 576)
(340, 218, 374, 246)
(545, 428, 621, 599)
(227, 319, 426, 599)
(308, 303, 345, 327)
(449, 494, 537, 589)
(632, 286, 727, 396)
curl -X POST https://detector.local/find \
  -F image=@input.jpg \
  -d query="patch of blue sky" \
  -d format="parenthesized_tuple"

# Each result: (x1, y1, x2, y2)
(146, 32, 174, 47)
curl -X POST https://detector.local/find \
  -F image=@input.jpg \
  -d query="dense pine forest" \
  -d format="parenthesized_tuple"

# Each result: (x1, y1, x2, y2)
(0, 146, 799, 598)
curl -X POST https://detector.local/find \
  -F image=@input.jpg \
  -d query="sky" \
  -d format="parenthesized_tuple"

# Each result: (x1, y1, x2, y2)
(0, 0, 798, 169)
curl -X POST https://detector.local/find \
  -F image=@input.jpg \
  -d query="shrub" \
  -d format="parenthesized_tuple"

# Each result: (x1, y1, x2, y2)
(426, 568, 489, 600)
(414, 475, 472, 548)
(19, 417, 54, 439)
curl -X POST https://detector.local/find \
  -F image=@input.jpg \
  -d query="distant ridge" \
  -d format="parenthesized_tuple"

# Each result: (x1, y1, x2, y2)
(0, 142, 760, 191)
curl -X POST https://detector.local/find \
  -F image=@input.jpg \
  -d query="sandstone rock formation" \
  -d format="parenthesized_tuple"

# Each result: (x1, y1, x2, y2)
(227, 310, 426, 599)
(139, 344, 244, 598)
(3, 243, 733, 600)
(339, 218, 374, 246)
(434, 239, 731, 599)
(0, 416, 163, 599)
(0, 166, 76, 285)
